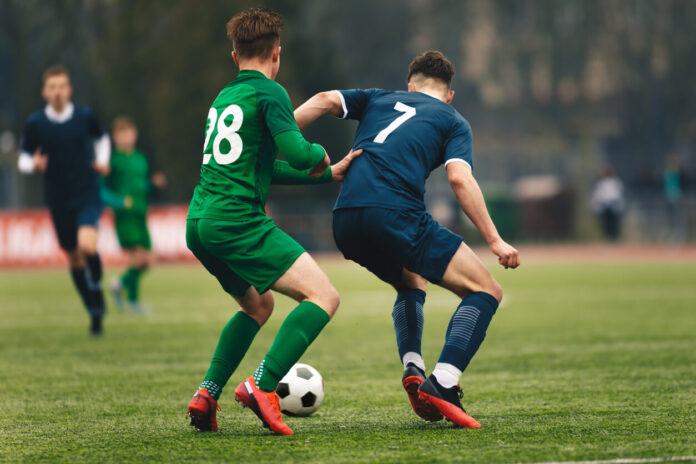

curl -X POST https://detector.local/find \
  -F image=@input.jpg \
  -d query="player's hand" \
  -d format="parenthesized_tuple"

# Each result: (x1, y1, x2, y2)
(33, 148, 48, 172)
(331, 148, 363, 182)
(124, 195, 133, 210)
(308, 151, 331, 178)
(94, 162, 110, 176)
(151, 171, 167, 189)
(489, 238, 520, 269)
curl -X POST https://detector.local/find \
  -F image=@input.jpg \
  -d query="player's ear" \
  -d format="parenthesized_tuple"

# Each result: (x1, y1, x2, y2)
(273, 46, 281, 62)
(407, 82, 416, 92)
(231, 50, 240, 67)
(445, 89, 455, 104)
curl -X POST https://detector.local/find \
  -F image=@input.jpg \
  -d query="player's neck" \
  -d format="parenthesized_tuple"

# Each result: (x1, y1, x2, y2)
(416, 88, 447, 102)
(118, 147, 135, 155)
(48, 101, 71, 114)
(238, 61, 275, 80)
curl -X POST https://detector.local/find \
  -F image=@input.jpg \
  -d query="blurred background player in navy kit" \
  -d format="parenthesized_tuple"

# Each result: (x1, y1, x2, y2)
(18, 66, 111, 336)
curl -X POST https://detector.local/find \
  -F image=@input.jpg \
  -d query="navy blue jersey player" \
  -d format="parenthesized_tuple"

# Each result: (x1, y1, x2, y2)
(18, 66, 111, 335)
(295, 51, 520, 428)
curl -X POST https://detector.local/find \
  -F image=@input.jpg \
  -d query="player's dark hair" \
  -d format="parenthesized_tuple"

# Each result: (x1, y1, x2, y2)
(42, 65, 70, 85)
(227, 8, 283, 60)
(407, 51, 455, 88)
(112, 116, 137, 133)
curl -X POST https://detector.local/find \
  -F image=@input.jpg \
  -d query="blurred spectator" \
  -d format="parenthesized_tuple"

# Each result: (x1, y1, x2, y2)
(664, 155, 686, 243)
(591, 164, 624, 241)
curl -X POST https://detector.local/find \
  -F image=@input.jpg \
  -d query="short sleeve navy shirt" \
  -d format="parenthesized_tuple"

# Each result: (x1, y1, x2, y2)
(335, 89, 473, 211)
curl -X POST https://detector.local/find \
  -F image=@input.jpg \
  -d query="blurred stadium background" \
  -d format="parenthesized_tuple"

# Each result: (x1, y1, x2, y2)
(1, 0, 695, 264)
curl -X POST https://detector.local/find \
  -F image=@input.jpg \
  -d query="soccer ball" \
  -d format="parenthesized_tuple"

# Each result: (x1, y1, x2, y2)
(277, 363, 324, 417)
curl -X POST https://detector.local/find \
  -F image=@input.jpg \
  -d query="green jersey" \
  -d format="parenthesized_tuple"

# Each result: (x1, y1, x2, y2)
(102, 149, 150, 215)
(187, 70, 326, 221)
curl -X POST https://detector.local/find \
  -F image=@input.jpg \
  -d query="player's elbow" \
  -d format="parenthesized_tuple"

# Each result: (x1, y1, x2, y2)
(317, 91, 343, 117)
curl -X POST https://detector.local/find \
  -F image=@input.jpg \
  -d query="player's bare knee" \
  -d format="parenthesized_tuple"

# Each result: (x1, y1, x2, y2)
(314, 285, 340, 318)
(67, 251, 83, 268)
(486, 280, 503, 304)
(78, 243, 97, 256)
(241, 303, 273, 326)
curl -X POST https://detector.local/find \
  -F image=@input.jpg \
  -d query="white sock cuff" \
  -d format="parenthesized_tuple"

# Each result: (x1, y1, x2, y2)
(402, 352, 425, 371)
(432, 362, 462, 389)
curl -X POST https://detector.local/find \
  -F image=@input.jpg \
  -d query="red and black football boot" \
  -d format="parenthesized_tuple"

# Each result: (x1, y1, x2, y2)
(418, 374, 481, 428)
(234, 376, 293, 436)
(402, 364, 443, 422)
(188, 388, 221, 432)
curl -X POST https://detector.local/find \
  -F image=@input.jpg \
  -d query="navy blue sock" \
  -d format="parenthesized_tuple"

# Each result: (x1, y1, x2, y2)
(85, 254, 105, 316)
(70, 268, 91, 312)
(392, 289, 426, 360)
(438, 292, 499, 371)
(86, 253, 103, 283)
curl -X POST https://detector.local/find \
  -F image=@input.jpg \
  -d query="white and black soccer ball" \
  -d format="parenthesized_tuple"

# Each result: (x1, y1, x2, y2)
(277, 363, 324, 417)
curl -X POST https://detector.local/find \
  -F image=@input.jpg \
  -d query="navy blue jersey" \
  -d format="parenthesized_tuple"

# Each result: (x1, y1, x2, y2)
(334, 89, 473, 211)
(21, 104, 105, 209)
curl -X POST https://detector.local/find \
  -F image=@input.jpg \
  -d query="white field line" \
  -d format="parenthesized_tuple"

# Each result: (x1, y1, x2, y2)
(523, 457, 696, 464)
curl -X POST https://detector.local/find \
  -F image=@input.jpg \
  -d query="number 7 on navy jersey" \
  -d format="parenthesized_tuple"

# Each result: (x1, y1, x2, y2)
(373, 102, 416, 144)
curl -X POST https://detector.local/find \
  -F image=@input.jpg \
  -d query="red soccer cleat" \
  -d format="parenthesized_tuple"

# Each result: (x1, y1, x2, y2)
(402, 364, 443, 422)
(235, 376, 293, 436)
(188, 388, 221, 432)
(417, 375, 481, 428)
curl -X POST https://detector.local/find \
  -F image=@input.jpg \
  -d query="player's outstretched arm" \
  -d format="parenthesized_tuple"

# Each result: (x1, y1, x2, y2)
(271, 148, 362, 185)
(446, 161, 520, 269)
(294, 91, 344, 129)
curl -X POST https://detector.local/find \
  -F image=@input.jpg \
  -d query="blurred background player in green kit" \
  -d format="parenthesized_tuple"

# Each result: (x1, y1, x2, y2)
(101, 116, 167, 312)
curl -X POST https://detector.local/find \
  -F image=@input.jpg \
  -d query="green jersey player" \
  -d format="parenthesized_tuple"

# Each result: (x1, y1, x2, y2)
(102, 117, 167, 312)
(186, 8, 360, 436)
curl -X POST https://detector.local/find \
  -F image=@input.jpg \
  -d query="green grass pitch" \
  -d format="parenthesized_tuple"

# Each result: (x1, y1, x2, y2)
(1, 257, 695, 463)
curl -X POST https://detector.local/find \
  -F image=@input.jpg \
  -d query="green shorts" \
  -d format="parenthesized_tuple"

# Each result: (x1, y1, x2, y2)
(186, 216, 305, 296)
(115, 213, 152, 250)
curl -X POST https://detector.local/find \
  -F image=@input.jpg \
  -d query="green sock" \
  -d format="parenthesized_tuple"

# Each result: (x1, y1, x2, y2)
(121, 268, 142, 303)
(202, 311, 261, 400)
(254, 301, 330, 392)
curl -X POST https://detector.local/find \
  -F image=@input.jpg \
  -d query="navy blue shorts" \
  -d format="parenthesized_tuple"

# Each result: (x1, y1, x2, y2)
(49, 201, 103, 251)
(333, 207, 463, 285)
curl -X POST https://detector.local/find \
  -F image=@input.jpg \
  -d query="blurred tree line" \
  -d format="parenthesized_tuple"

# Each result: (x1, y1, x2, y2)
(1, 0, 695, 229)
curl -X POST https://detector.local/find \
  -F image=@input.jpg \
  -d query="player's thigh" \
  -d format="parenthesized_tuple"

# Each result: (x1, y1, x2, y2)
(76, 202, 103, 254)
(271, 252, 339, 317)
(185, 219, 252, 298)
(393, 268, 428, 293)
(333, 208, 409, 285)
(77, 226, 98, 254)
(130, 246, 149, 269)
(115, 214, 151, 251)
(438, 242, 502, 302)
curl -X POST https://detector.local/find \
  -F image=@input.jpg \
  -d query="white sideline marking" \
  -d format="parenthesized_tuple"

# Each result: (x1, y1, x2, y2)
(523, 457, 696, 464)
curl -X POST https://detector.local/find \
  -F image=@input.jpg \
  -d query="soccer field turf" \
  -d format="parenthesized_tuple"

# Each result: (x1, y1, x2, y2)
(1, 255, 695, 463)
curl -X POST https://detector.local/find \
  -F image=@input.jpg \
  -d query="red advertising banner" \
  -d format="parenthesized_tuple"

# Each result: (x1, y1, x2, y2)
(0, 205, 195, 267)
